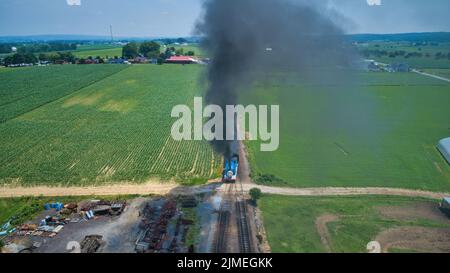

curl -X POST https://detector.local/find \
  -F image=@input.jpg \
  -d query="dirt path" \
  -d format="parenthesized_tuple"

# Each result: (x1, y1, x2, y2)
(240, 184, 449, 199)
(315, 214, 339, 253)
(1, 181, 448, 199)
(412, 69, 450, 83)
(375, 227, 450, 253)
(0, 181, 179, 198)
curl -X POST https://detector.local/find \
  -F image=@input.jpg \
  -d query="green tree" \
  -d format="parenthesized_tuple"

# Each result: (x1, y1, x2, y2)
(122, 42, 139, 59)
(249, 188, 262, 204)
(23, 53, 37, 64)
(139, 41, 161, 58)
(38, 53, 48, 61)
(175, 48, 184, 56)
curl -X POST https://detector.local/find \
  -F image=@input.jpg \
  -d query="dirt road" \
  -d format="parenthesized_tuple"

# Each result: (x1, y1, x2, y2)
(1, 181, 448, 199)
(239, 184, 449, 199)
(0, 181, 179, 198)
(412, 69, 450, 83)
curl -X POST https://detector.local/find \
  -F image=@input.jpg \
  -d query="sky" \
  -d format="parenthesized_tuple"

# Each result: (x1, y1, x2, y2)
(0, 0, 449, 37)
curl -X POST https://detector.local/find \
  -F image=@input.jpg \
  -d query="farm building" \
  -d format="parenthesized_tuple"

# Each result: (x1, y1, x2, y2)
(442, 197, 450, 210)
(386, 63, 410, 72)
(165, 56, 198, 64)
(437, 137, 450, 164)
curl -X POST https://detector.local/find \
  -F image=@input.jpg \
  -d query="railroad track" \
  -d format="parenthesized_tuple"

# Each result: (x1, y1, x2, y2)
(236, 199, 252, 253)
(235, 177, 253, 253)
(213, 183, 234, 253)
(213, 178, 254, 253)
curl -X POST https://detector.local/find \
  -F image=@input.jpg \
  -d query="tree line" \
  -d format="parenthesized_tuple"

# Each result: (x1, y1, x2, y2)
(361, 49, 450, 60)
(2, 52, 77, 66)
(122, 42, 195, 64)
(0, 42, 77, 54)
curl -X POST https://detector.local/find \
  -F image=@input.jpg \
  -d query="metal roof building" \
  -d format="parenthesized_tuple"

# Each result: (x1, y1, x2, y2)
(437, 137, 450, 164)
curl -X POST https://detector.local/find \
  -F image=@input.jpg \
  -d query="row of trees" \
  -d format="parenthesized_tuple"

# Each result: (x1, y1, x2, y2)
(122, 42, 195, 60)
(2, 52, 38, 65)
(2, 52, 77, 66)
(0, 43, 77, 54)
(361, 49, 450, 60)
(122, 41, 161, 59)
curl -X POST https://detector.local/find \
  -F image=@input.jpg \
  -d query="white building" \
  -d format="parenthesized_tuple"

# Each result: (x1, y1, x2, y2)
(437, 137, 450, 164)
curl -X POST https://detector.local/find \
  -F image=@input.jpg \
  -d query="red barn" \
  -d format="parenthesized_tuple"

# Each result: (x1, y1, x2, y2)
(165, 56, 198, 64)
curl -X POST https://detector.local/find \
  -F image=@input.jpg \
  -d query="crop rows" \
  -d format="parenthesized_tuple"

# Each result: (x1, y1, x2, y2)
(0, 65, 221, 186)
(0, 65, 127, 123)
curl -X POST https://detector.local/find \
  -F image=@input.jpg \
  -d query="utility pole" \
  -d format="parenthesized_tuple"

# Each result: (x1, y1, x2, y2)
(110, 25, 114, 43)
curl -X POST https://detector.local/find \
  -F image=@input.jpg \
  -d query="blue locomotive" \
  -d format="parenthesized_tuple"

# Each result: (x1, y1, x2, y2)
(222, 154, 239, 183)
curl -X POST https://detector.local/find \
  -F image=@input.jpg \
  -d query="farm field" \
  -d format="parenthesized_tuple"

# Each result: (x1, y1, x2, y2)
(0, 65, 126, 123)
(422, 69, 450, 79)
(164, 44, 205, 58)
(0, 65, 221, 186)
(357, 41, 450, 69)
(73, 45, 123, 59)
(259, 194, 450, 253)
(243, 70, 450, 191)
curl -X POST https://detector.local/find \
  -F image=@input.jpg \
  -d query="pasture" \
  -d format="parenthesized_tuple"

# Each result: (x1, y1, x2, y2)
(243, 70, 450, 191)
(73, 45, 123, 59)
(358, 41, 450, 69)
(259, 194, 450, 253)
(0, 65, 221, 186)
(0, 65, 126, 123)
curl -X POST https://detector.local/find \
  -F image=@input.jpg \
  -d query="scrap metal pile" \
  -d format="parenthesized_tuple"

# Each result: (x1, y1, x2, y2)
(10, 200, 126, 239)
(80, 235, 104, 253)
(135, 198, 193, 253)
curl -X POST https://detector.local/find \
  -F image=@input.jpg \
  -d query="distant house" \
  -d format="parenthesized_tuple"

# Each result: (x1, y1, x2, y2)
(84, 58, 98, 65)
(437, 137, 450, 165)
(108, 58, 130, 65)
(367, 61, 380, 72)
(132, 56, 149, 64)
(386, 63, 410, 73)
(165, 56, 198, 64)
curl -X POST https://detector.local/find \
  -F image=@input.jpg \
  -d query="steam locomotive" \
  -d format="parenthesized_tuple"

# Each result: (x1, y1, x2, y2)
(222, 154, 239, 183)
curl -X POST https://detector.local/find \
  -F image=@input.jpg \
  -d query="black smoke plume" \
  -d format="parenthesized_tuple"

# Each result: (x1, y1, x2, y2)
(195, 0, 356, 157)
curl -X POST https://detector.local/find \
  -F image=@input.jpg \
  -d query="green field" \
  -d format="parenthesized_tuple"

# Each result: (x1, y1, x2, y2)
(73, 45, 123, 59)
(422, 69, 450, 79)
(243, 70, 450, 191)
(0, 65, 126, 123)
(165, 44, 205, 58)
(0, 65, 221, 186)
(260, 194, 450, 253)
(358, 41, 450, 69)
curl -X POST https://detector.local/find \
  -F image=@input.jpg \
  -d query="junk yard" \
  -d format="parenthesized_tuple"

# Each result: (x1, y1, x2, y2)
(0, 162, 266, 254)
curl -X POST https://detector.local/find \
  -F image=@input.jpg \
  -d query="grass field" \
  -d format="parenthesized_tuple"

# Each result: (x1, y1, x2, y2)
(0, 65, 221, 186)
(259, 194, 450, 253)
(73, 45, 123, 59)
(164, 44, 205, 58)
(243, 70, 450, 191)
(0, 65, 126, 123)
(358, 42, 450, 69)
(422, 69, 450, 79)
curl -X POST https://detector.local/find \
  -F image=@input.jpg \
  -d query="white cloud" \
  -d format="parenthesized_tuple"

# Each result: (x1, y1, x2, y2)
(66, 0, 81, 6)
(366, 0, 381, 6)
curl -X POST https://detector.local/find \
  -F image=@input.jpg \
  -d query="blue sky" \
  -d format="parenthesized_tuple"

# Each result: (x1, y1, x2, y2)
(0, 0, 449, 37)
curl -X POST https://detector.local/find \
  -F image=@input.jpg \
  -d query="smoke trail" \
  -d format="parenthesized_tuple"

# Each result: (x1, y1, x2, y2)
(195, 0, 356, 156)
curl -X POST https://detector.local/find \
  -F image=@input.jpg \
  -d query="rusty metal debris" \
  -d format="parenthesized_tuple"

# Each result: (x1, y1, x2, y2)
(81, 235, 103, 253)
